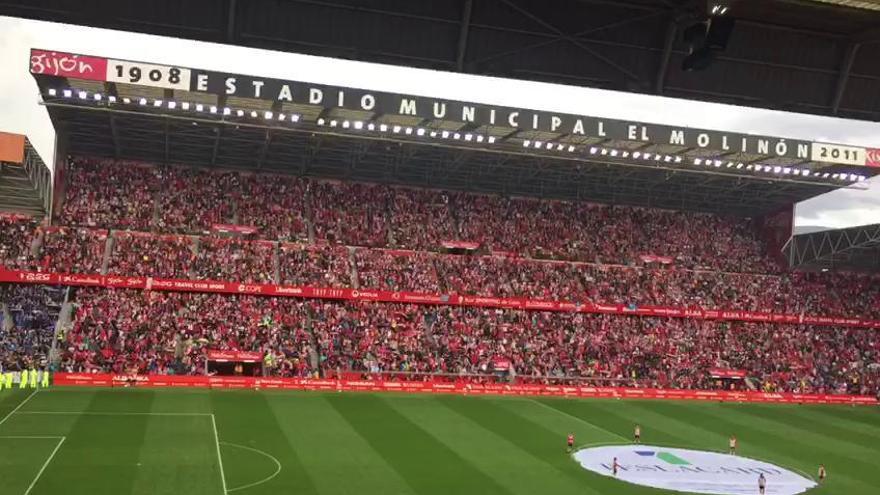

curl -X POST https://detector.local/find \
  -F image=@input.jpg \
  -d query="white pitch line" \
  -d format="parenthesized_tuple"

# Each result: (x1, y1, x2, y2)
(212, 414, 228, 495)
(528, 398, 629, 441)
(221, 442, 282, 492)
(24, 436, 66, 495)
(0, 436, 64, 440)
(14, 411, 212, 416)
(0, 389, 39, 428)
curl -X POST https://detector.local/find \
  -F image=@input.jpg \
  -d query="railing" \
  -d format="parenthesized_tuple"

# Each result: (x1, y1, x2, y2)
(22, 138, 53, 215)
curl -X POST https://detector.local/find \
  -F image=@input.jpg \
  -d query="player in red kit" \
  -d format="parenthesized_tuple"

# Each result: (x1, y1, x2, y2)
(566, 433, 575, 453)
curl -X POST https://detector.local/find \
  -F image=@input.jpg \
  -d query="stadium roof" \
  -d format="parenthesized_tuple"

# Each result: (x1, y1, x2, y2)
(5, 0, 880, 122)
(785, 223, 880, 272)
(29, 46, 880, 219)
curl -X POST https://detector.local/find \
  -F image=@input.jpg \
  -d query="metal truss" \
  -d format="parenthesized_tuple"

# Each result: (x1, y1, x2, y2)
(785, 224, 880, 272)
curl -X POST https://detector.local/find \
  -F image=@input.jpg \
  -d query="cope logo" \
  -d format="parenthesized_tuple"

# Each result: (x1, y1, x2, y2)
(573, 445, 816, 495)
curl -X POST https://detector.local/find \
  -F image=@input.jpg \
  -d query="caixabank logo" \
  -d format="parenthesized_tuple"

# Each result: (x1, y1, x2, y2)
(573, 445, 816, 495)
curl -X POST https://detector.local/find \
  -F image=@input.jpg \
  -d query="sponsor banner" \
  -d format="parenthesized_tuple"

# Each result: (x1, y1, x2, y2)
(441, 240, 481, 250)
(574, 445, 816, 495)
(31, 48, 840, 161)
(206, 350, 263, 362)
(212, 224, 259, 235)
(2, 268, 879, 329)
(639, 254, 674, 264)
(709, 368, 748, 379)
(51, 373, 878, 405)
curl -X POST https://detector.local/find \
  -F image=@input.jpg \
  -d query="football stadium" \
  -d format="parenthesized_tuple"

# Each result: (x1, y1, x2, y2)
(1, 1, 879, 494)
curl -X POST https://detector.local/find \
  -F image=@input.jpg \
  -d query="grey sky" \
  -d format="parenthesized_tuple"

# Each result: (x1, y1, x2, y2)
(0, 15, 877, 232)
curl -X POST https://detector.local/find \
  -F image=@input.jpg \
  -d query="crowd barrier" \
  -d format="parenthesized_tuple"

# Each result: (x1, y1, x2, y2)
(53, 373, 878, 405)
(3, 268, 879, 329)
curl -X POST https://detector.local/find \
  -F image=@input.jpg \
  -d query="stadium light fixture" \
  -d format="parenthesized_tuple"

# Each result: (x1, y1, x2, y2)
(78, 91, 87, 99)
(568, 145, 576, 152)
(355, 121, 365, 130)
(392, 125, 401, 133)
(693, 158, 702, 165)
(209, 106, 218, 114)
(441, 130, 450, 138)
(47, 88, 57, 96)
(153, 100, 163, 107)
(122, 97, 130, 104)
(93, 93, 102, 101)
(179, 101, 188, 110)
(236, 109, 245, 117)
(367, 123, 376, 131)
(249, 110, 257, 118)
(415, 127, 425, 136)
(167, 101, 176, 109)
(452, 132, 461, 140)
(589, 147, 598, 155)
(633, 152, 642, 159)
(545, 142, 554, 150)
(341, 120, 350, 128)
(330, 120, 338, 127)
(773, 166, 782, 174)
(675, 156, 683, 163)
(665, 155, 673, 162)
(381, 124, 390, 132)
(609, 149, 618, 157)
(63, 89, 72, 98)
(221, 107, 229, 115)
(783, 167, 791, 174)
(858, 175, 866, 181)
(264, 111, 273, 120)
(405, 127, 413, 135)
(556, 144, 564, 151)
(736, 163, 743, 169)
(429, 130, 437, 137)
(289, 114, 300, 123)
(139, 98, 148, 106)
(277, 113, 286, 121)
(108, 95, 117, 103)
(487, 136, 497, 144)
(477, 135, 485, 143)
(850, 174, 858, 181)
(802, 170, 810, 177)
(317, 118, 325, 125)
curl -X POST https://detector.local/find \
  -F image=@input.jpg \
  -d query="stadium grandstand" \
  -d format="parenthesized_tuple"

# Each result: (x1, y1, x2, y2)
(0, 1, 878, 494)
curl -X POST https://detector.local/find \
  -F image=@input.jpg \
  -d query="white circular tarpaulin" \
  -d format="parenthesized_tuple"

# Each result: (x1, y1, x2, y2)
(573, 445, 816, 495)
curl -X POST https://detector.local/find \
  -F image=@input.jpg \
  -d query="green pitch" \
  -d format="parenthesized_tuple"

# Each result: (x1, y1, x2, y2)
(0, 387, 877, 495)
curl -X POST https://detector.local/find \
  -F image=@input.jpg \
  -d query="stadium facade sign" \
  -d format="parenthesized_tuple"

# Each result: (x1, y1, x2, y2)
(573, 445, 816, 495)
(29, 48, 870, 165)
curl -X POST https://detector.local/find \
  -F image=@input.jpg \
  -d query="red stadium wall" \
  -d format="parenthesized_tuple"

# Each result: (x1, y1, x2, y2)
(53, 373, 878, 405)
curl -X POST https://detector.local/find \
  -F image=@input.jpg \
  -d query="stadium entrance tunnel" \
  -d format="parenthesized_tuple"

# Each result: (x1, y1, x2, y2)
(573, 444, 816, 495)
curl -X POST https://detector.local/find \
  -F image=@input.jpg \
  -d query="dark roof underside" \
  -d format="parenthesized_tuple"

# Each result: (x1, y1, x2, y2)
(4, 0, 880, 121)
(47, 100, 841, 218)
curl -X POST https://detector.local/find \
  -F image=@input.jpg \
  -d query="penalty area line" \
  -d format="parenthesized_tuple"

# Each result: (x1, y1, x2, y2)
(212, 414, 229, 495)
(14, 411, 212, 416)
(527, 398, 630, 442)
(24, 436, 66, 495)
(0, 389, 39, 428)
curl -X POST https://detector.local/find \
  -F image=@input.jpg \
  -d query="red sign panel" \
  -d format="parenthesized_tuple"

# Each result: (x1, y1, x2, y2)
(206, 350, 263, 362)
(30, 49, 107, 81)
(866, 148, 880, 168)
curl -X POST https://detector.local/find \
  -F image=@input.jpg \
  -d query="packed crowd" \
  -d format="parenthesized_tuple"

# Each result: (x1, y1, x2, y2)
(0, 214, 38, 269)
(54, 158, 778, 271)
(62, 288, 315, 377)
(53, 288, 878, 395)
(0, 284, 63, 372)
